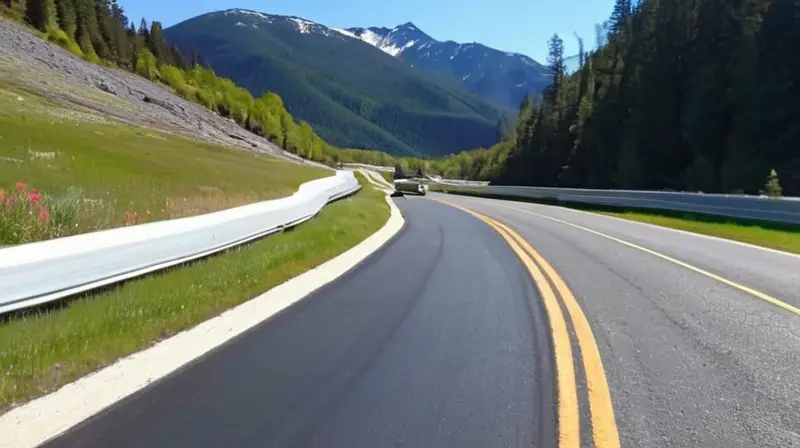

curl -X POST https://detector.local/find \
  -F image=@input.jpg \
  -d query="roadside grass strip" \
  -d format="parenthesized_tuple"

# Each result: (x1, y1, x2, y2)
(0, 173, 388, 412)
(432, 188, 800, 255)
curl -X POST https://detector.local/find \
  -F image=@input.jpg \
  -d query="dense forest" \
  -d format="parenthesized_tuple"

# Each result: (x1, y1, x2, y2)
(482, 0, 799, 196)
(0, 0, 439, 170)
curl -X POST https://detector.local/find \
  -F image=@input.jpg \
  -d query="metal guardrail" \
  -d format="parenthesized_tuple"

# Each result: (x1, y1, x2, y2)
(340, 163, 394, 173)
(0, 171, 360, 315)
(433, 183, 800, 224)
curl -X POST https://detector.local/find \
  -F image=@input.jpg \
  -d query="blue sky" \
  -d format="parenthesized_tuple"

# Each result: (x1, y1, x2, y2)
(119, 0, 615, 62)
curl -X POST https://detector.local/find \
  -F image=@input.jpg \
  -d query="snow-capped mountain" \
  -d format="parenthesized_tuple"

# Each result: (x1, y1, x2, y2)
(340, 23, 428, 57)
(221, 9, 344, 38)
(165, 9, 507, 157)
(197, 11, 551, 109)
(342, 23, 552, 108)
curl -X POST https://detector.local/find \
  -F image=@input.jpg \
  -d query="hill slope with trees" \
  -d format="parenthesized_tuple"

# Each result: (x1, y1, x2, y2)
(0, 0, 411, 167)
(163, 9, 507, 157)
(463, 0, 799, 196)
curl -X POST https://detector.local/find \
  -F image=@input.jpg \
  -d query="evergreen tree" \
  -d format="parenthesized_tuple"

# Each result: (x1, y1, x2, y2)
(609, 0, 632, 36)
(55, 0, 77, 39)
(147, 21, 170, 64)
(94, 0, 118, 62)
(73, 0, 103, 57)
(1, 0, 27, 21)
(492, 0, 800, 195)
(544, 33, 565, 106)
(762, 169, 782, 197)
(26, 0, 58, 31)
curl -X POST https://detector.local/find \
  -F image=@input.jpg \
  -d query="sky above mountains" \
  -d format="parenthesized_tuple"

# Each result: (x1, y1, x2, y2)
(119, 0, 615, 62)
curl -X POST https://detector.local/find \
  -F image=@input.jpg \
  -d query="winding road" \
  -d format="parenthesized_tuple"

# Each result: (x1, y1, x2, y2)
(43, 193, 800, 448)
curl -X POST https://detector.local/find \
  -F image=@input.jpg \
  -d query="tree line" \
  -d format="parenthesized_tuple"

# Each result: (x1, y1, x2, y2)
(476, 0, 798, 196)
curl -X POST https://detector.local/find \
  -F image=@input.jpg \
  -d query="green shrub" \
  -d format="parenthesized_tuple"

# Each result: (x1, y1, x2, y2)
(134, 49, 160, 80)
(38, 27, 83, 58)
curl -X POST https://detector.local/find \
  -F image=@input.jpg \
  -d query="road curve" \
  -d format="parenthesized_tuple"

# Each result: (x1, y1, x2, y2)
(435, 193, 800, 448)
(43, 198, 557, 448)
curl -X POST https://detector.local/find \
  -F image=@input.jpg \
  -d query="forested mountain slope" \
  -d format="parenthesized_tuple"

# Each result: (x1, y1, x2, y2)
(164, 9, 507, 157)
(488, 0, 800, 196)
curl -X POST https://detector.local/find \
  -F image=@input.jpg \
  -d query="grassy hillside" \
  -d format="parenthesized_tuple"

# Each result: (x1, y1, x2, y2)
(164, 10, 505, 157)
(0, 83, 326, 244)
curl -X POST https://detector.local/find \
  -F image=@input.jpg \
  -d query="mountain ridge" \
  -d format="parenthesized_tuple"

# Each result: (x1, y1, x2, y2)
(165, 9, 507, 156)
(340, 22, 552, 108)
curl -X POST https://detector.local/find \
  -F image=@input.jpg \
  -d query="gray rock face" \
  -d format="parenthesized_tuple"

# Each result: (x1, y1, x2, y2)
(0, 17, 323, 168)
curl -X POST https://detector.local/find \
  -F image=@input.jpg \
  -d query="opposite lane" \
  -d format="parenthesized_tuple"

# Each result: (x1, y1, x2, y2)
(437, 192, 800, 448)
(43, 197, 557, 448)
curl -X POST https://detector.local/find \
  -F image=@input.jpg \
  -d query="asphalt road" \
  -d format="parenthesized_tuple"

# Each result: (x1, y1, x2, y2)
(436, 193, 800, 448)
(42, 193, 800, 448)
(43, 197, 557, 448)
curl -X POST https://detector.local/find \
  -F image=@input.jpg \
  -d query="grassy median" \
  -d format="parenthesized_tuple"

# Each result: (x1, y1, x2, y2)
(433, 188, 800, 255)
(0, 83, 327, 244)
(380, 171, 394, 184)
(0, 173, 389, 412)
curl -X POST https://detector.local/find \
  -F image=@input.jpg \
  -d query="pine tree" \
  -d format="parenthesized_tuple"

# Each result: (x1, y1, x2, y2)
(108, 0, 129, 66)
(73, 0, 103, 57)
(762, 169, 782, 197)
(1, 0, 27, 21)
(609, 0, 632, 36)
(544, 33, 565, 106)
(147, 21, 170, 64)
(55, 0, 77, 39)
(26, 0, 58, 31)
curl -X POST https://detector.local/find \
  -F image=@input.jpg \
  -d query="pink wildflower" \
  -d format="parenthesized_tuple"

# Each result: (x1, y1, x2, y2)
(27, 189, 41, 203)
(123, 211, 140, 226)
(15, 182, 25, 191)
(38, 207, 49, 222)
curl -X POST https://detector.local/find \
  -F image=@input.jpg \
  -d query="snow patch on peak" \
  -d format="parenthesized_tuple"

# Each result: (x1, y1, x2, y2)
(288, 17, 313, 34)
(224, 9, 268, 20)
(332, 27, 357, 39)
(359, 29, 384, 47)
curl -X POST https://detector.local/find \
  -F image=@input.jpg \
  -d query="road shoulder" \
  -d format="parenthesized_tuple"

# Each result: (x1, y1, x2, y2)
(0, 186, 404, 448)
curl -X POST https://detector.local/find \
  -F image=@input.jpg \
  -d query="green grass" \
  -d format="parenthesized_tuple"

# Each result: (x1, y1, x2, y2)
(435, 188, 800, 255)
(380, 171, 394, 184)
(0, 84, 328, 243)
(596, 209, 800, 253)
(0, 173, 388, 411)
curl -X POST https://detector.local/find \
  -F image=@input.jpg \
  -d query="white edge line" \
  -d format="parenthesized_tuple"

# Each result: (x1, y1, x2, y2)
(446, 192, 800, 260)
(0, 189, 404, 448)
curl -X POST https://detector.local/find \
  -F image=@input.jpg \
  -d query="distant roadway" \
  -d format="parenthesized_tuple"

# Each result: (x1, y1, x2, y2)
(44, 193, 800, 448)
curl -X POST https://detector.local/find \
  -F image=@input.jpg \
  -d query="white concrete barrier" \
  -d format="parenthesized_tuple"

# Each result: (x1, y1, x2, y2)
(0, 171, 360, 314)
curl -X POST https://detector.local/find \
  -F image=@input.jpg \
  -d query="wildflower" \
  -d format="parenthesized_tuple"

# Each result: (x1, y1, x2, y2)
(123, 211, 140, 226)
(38, 207, 49, 222)
(15, 182, 25, 191)
(27, 189, 41, 203)
(0, 189, 6, 203)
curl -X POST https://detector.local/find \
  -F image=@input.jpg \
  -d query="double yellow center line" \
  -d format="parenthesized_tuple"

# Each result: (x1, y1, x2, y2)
(435, 199, 620, 448)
